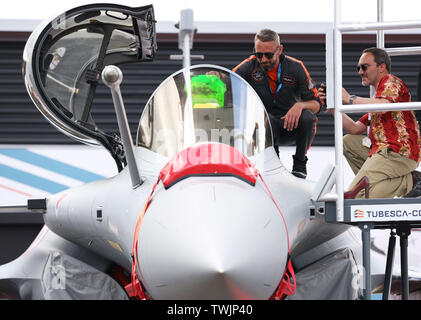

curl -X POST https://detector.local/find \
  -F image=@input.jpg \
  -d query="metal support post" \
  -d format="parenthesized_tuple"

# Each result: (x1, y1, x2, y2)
(382, 230, 396, 300)
(333, 0, 344, 222)
(170, 9, 204, 66)
(376, 0, 384, 48)
(359, 223, 373, 300)
(372, 0, 384, 98)
(179, 9, 194, 69)
(397, 227, 411, 300)
(102, 65, 142, 188)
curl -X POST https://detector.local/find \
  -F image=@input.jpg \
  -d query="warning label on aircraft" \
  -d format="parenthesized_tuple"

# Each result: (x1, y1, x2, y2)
(350, 203, 421, 222)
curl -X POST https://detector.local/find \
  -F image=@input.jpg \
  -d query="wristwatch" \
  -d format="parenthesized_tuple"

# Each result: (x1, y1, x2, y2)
(349, 95, 357, 105)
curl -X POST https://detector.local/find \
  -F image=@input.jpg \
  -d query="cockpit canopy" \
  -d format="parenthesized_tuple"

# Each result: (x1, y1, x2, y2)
(23, 3, 156, 168)
(137, 65, 273, 168)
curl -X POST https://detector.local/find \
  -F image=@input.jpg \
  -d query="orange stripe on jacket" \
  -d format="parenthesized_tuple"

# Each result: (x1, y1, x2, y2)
(232, 56, 256, 72)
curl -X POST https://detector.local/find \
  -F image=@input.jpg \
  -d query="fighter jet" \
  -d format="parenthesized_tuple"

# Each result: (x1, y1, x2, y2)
(0, 3, 383, 300)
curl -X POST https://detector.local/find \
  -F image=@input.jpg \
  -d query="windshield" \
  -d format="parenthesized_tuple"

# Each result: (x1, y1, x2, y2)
(136, 65, 273, 168)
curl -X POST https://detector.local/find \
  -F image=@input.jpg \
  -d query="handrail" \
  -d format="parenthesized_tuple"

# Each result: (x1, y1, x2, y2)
(339, 20, 421, 33)
(385, 46, 421, 56)
(339, 101, 421, 114)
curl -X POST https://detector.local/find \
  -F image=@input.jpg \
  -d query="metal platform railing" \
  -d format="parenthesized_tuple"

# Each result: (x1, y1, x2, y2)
(326, 0, 421, 222)
(323, 0, 421, 301)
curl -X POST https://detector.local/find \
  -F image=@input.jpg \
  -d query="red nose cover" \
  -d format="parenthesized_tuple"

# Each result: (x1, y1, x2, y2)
(159, 143, 259, 189)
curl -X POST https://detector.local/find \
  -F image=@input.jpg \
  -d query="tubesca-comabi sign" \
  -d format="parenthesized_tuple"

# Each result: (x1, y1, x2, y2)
(350, 203, 421, 222)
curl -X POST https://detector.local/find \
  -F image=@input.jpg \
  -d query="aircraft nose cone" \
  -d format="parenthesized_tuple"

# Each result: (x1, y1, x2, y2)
(137, 177, 289, 299)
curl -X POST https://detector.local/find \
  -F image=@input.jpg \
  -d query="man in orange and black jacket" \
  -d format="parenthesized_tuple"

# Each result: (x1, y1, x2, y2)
(233, 28, 321, 179)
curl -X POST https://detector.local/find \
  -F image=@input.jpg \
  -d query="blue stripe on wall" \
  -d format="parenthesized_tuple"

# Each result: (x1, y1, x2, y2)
(0, 164, 68, 193)
(0, 149, 105, 183)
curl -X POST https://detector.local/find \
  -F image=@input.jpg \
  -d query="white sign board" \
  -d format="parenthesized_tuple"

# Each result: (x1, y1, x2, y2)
(350, 203, 421, 222)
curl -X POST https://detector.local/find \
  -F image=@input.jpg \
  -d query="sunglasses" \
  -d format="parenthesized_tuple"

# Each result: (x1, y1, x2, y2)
(356, 63, 372, 72)
(254, 49, 278, 60)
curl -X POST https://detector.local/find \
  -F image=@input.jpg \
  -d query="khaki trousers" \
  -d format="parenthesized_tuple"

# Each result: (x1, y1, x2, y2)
(343, 134, 416, 199)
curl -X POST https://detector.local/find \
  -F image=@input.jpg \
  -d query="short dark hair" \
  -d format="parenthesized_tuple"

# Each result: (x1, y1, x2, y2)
(254, 29, 280, 46)
(362, 47, 391, 73)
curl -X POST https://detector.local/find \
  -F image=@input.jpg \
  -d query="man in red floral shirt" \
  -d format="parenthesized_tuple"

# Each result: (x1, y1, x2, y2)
(338, 47, 421, 198)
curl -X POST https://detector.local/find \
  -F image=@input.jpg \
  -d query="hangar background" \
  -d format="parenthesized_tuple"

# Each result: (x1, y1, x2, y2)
(1, 30, 421, 146)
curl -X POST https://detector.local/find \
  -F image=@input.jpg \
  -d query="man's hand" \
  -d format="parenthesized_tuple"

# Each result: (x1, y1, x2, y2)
(317, 85, 351, 106)
(317, 84, 326, 105)
(281, 102, 303, 131)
